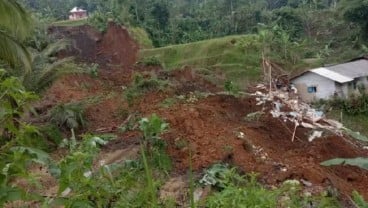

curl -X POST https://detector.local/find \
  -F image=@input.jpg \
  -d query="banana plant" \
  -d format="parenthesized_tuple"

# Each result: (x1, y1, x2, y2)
(139, 114, 168, 156)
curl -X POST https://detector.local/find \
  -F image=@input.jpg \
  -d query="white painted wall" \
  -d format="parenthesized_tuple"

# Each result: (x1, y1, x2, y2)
(291, 72, 336, 102)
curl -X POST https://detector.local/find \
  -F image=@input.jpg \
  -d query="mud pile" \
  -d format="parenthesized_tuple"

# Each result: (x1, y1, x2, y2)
(49, 22, 138, 68)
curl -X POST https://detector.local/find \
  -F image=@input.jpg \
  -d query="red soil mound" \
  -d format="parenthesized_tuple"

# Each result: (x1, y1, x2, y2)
(37, 24, 368, 204)
(99, 22, 138, 68)
(49, 22, 138, 68)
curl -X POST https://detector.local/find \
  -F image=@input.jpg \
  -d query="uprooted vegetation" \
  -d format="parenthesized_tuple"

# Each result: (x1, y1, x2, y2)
(2, 20, 368, 208)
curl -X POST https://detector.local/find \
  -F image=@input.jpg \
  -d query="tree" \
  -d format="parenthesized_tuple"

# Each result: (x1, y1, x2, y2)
(0, 0, 33, 71)
(340, 0, 368, 39)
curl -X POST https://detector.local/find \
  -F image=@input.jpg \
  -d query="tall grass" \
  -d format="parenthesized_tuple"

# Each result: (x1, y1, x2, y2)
(139, 35, 262, 87)
(140, 144, 158, 207)
(189, 149, 196, 208)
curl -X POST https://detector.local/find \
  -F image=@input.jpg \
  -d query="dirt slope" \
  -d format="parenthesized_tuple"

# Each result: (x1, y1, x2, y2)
(37, 25, 368, 206)
(49, 22, 138, 67)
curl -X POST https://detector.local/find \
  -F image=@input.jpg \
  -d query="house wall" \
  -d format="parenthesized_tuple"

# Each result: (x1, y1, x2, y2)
(69, 12, 87, 20)
(341, 76, 368, 96)
(291, 72, 336, 102)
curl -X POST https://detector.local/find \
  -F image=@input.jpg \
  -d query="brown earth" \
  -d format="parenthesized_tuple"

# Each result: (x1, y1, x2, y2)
(35, 24, 368, 206)
(49, 22, 138, 68)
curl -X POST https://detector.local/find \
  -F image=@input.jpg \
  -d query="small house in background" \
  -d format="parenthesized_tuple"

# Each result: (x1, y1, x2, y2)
(69, 7, 87, 20)
(290, 57, 368, 102)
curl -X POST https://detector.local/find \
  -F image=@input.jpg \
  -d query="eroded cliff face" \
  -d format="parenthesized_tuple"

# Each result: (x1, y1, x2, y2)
(49, 22, 138, 68)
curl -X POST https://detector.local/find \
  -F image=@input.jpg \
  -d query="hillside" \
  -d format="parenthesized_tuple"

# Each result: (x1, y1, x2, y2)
(3, 0, 368, 206)
(140, 35, 262, 87)
(3, 24, 362, 207)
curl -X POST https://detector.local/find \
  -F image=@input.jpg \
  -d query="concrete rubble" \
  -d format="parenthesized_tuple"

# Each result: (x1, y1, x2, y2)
(251, 84, 344, 142)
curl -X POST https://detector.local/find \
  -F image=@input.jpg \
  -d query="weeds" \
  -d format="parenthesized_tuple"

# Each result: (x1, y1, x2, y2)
(352, 191, 368, 208)
(203, 165, 340, 208)
(189, 149, 196, 208)
(87, 63, 99, 77)
(124, 73, 168, 106)
(139, 56, 162, 67)
(49, 102, 85, 130)
(224, 80, 240, 96)
(139, 114, 171, 172)
(160, 97, 177, 108)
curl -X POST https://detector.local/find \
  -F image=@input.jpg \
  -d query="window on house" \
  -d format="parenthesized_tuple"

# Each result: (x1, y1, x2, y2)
(353, 81, 357, 90)
(307, 86, 317, 93)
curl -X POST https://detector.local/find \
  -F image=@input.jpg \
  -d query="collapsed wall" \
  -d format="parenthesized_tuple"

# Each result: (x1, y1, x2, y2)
(48, 22, 138, 68)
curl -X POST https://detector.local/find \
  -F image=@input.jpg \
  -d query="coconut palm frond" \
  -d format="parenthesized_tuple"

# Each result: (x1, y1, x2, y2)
(0, 29, 31, 71)
(41, 39, 70, 58)
(23, 57, 75, 92)
(0, 0, 33, 40)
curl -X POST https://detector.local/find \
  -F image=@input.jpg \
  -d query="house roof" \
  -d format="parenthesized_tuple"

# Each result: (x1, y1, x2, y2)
(291, 57, 368, 83)
(70, 7, 86, 13)
(311, 67, 353, 83)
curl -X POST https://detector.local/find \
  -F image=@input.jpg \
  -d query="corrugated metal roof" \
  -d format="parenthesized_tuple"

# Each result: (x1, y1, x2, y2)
(325, 59, 368, 79)
(291, 58, 368, 83)
(70, 7, 86, 13)
(311, 67, 353, 83)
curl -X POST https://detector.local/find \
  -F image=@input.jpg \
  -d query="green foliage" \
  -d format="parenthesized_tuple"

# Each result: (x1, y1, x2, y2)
(139, 56, 162, 67)
(22, 38, 74, 92)
(50, 102, 85, 130)
(204, 165, 340, 208)
(124, 73, 168, 106)
(128, 27, 154, 49)
(160, 97, 177, 108)
(274, 7, 304, 40)
(88, 11, 111, 32)
(139, 114, 168, 143)
(328, 92, 368, 115)
(0, 0, 33, 70)
(352, 191, 368, 208)
(326, 109, 368, 139)
(51, 132, 168, 208)
(139, 114, 171, 172)
(321, 157, 368, 170)
(39, 124, 64, 147)
(0, 69, 58, 206)
(86, 63, 99, 77)
(224, 80, 240, 95)
(0, 70, 38, 143)
(0, 146, 54, 206)
(200, 164, 244, 189)
(140, 144, 158, 207)
(140, 35, 262, 86)
(340, 0, 368, 39)
(52, 19, 88, 27)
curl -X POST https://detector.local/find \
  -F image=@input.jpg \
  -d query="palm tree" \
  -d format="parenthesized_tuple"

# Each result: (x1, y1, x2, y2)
(23, 39, 74, 92)
(0, 0, 33, 71)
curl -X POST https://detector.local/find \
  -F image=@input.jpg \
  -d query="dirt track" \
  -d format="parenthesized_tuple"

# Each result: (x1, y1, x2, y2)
(39, 23, 368, 205)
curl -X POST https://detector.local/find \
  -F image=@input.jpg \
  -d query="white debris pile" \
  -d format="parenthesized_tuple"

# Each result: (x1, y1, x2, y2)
(251, 85, 344, 142)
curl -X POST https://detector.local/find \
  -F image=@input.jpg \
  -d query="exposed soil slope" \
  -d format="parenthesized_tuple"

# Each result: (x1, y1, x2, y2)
(49, 22, 138, 67)
(36, 25, 368, 206)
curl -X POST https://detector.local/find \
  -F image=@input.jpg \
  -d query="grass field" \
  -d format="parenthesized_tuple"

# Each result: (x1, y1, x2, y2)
(327, 110, 368, 137)
(51, 19, 88, 27)
(139, 35, 263, 86)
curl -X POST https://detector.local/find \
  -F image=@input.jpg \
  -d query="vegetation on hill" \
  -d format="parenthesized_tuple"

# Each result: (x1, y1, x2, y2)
(140, 35, 262, 86)
(1, 0, 368, 207)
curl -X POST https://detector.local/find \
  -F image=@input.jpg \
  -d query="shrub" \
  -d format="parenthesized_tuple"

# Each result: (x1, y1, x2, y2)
(49, 102, 85, 130)
(203, 165, 340, 208)
(139, 114, 171, 172)
(124, 73, 168, 106)
(327, 92, 368, 115)
(139, 56, 162, 67)
(224, 80, 240, 95)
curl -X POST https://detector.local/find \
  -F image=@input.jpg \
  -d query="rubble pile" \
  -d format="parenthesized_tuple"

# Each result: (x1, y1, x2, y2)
(251, 84, 344, 142)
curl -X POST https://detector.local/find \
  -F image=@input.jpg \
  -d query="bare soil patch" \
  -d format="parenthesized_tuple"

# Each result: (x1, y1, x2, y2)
(35, 24, 368, 205)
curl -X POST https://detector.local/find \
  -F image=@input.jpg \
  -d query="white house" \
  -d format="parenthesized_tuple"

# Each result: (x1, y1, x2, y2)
(290, 57, 368, 102)
(69, 7, 87, 20)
